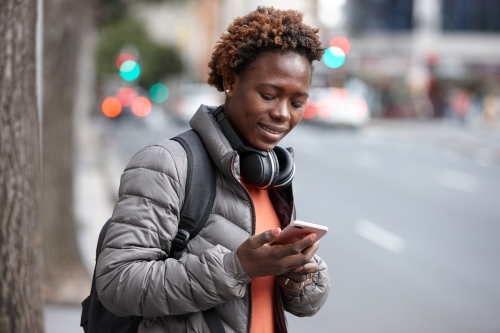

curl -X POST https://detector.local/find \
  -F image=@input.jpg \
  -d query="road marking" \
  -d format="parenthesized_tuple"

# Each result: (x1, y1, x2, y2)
(354, 219, 406, 254)
(436, 169, 478, 193)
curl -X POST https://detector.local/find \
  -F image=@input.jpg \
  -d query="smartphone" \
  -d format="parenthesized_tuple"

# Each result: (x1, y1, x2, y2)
(269, 220, 329, 245)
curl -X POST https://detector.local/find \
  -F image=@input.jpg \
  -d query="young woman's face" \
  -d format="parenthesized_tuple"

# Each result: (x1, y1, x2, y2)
(223, 51, 311, 151)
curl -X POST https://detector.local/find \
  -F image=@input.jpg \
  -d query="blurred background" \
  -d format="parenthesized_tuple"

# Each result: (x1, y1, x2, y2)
(42, 0, 500, 332)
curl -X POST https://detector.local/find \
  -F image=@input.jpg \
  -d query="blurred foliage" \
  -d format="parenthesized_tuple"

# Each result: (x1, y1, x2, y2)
(96, 0, 186, 26)
(97, 16, 183, 88)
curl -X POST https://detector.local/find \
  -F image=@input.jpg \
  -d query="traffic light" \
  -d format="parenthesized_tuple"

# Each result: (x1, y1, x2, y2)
(115, 50, 141, 81)
(323, 36, 351, 69)
(149, 83, 169, 103)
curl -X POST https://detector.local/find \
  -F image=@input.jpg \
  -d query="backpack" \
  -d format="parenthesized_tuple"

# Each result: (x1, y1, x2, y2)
(80, 129, 226, 333)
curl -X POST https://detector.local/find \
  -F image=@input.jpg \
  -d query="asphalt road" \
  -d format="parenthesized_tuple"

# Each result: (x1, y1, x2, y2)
(47, 112, 500, 333)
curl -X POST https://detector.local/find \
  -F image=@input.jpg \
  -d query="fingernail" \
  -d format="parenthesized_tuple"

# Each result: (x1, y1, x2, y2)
(295, 266, 303, 271)
(272, 228, 281, 235)
(311, 234, 317, 241)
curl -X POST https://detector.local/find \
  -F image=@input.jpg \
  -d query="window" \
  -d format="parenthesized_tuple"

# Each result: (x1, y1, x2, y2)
(442, 0, 500, 32)
(347, 0, 414, 34)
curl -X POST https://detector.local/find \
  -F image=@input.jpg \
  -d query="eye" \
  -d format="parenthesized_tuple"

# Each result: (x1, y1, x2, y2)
(291, 101, 305, 109)
(260, 94, 274, 101)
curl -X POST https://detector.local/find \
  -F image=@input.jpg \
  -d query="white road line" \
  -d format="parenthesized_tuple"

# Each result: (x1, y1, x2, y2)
(354, 219, 406, 254)
(436, 169, 478, 193)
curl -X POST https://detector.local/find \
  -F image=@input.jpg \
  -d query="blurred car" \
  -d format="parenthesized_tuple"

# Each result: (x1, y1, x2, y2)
(100, 84, 154, 120)
(304, 87, 370, 128)
(171, 83, 223, 123)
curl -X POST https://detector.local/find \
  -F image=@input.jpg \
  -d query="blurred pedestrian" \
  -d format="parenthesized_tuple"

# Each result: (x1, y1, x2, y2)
(95, 6, 330, 333)
(481, 93, 500, 128)
(447, 88, 472, 125)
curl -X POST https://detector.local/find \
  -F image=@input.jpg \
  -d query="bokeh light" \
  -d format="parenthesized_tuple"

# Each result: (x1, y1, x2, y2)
(329, 36, 351, 55)
(323, 46, 346, 69)
(131, 97, 152, 117)
(303, 100, 317, 120)
(115, 52, 136, 70)
(119, 60, 141, 81)
(149, 83, 169, 104)
(116, 87, 138, 107)
(101, 97, 122, 118)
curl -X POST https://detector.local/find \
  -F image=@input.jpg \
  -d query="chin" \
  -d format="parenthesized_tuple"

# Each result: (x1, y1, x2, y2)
(254, 142, 277, 151)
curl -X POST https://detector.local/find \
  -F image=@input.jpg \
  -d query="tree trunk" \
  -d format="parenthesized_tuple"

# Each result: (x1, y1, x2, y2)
(0, 1, 45, 332)
(42, 0, 91, 303)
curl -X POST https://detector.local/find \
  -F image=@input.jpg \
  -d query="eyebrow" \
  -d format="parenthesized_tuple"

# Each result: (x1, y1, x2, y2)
(259, 83, 309, 98)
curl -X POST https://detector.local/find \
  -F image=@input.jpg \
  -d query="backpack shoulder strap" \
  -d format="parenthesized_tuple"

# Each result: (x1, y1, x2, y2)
(171, 130, 226, 333)
(170, 129, 217, 259)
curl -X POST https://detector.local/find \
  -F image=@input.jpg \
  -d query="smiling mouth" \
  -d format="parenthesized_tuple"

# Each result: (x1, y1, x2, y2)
(260, 124, 283, 135)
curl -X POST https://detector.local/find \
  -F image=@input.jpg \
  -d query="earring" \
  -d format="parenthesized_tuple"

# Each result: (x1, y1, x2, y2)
(225, 89, 229, 93)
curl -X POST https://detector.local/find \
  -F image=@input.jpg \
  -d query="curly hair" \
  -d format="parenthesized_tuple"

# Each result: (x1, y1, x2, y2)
(207, 6, 325, 91)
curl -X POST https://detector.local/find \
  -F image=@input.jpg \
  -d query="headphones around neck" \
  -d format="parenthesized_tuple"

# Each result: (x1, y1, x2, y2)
(212, 105, 295, 189)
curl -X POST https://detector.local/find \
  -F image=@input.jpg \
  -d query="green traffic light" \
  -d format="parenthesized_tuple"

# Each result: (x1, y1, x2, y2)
(323, 46, 346, 69)
(149, 83, 169, 103)
(120, 60, 141, 81)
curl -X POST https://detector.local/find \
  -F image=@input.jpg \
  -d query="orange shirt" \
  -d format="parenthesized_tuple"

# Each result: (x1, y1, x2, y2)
(242, 181, 281, 333)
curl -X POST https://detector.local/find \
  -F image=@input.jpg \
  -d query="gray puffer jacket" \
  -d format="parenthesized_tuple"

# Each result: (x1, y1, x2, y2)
(95, 105, 330, 333)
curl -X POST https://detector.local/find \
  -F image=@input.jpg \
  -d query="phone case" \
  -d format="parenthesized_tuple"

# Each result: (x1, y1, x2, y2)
(270, 220, 329, 245)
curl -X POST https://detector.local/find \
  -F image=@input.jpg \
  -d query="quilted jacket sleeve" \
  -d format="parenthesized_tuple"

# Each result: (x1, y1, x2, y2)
(281, 254, 330, 317)
(95, 141, 251, 318)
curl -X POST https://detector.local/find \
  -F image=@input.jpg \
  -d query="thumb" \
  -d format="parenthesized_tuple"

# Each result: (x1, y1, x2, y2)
(252, 228, 281, 246)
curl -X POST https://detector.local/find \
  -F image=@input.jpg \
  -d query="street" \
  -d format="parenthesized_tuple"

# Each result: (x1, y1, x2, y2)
(46, 111, 500, 333)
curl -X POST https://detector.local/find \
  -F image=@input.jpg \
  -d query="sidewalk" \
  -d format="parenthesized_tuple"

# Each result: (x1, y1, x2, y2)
(45, 116, 118, 333)
(45, 304, 82, 333)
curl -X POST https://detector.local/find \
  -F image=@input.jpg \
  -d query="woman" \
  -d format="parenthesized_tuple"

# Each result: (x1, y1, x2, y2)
(96, 6, 329, 333)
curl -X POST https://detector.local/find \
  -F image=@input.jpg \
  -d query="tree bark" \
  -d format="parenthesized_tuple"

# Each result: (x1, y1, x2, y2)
(0, 1, 45, 332)
(42, 0, 91, 303)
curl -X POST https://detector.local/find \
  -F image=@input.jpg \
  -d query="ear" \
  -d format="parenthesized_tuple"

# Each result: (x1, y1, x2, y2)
(223, 73, 238, 97)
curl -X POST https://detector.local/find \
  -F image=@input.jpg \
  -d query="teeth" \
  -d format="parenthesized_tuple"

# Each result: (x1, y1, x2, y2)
(261, 125, 280, 134)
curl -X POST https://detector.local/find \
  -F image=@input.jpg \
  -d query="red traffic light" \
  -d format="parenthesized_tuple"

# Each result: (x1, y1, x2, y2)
(329, 36, 351, 55)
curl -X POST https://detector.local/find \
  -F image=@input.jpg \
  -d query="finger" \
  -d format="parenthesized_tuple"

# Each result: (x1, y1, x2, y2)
(275, 233, 318, 257)
(278, 275, 293, 289)
(271, 241, 319, 273)
(293, 259, 319, 274)
(284, 271, 317, 282)
(284, 272, 309, 283)
(248, 228, 281, 248)
(298, 241, 319, 263)
(292, 233, 318, 253)
(286, 266, 318, 282)
(281, 275, 314, 292)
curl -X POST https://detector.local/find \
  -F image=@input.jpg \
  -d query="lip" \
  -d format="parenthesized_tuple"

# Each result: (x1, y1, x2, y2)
(259, 123, 287, 134)
(257, 123, 287, 142)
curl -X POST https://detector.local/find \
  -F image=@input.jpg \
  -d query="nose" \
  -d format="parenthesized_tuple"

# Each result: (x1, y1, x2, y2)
(269, 100, 291, 122)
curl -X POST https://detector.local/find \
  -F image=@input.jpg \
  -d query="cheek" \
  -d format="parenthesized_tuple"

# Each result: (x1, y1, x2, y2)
(291, 109, 305, 126)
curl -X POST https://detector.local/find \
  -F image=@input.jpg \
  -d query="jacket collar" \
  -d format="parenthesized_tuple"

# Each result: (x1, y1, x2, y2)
(190, 104, 240, 182)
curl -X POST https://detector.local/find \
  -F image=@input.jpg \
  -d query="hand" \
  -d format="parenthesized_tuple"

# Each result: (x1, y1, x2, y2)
(236, 228, 319, 279)
(277, 259, 319, 292)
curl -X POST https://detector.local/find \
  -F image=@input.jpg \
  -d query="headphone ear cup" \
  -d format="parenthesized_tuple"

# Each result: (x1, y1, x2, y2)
(273, 146, 295, 188)
(240, 151, 278, 188)
(267, 149, 280, 188)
